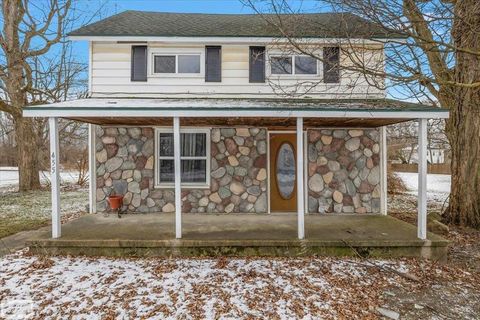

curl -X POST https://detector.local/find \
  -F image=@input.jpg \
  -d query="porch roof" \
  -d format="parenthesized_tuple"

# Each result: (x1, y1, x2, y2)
(23, 98, 448, 128)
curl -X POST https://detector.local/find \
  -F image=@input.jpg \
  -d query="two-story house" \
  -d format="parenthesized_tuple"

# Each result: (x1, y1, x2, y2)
(24, 11, 448, 243)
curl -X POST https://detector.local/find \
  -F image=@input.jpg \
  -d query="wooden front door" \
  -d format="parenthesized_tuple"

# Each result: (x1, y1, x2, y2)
(269, 133, 297, 212)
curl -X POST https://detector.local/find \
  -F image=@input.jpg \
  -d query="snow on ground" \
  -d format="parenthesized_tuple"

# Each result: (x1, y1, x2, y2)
(396, 172, 451, 194)
(0, 168, 80, 188)
(0, 252, 410, 319)
(396, 172, 450, 204)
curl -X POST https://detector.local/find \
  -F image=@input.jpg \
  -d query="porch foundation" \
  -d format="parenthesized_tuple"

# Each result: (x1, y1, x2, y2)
(26, 214, 448, 261)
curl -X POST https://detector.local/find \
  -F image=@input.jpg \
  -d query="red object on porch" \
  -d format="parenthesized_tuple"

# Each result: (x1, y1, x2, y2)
(107, 195, 123, 210)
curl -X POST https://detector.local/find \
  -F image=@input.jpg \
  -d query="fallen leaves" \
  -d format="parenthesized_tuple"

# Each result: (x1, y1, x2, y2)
(1, 251, 478, 319)
(30, 257, 54, 269)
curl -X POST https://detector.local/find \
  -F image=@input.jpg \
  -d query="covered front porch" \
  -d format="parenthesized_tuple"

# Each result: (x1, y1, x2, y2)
(23, 98, 449, 254)
(27, 213, 448, 259)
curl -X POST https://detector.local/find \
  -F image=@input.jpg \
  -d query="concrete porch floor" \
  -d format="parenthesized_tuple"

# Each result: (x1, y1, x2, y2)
(27, 213, 448, 260)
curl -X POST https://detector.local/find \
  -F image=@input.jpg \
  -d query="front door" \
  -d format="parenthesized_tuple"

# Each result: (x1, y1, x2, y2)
(269, 133, 297, 212)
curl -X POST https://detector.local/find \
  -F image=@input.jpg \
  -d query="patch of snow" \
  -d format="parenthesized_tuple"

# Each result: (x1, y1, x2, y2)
(396, 172, 450, 204)
(396, 172, 450, 194)
(0, 253, 412, 319)
(0, 169, 81, 188)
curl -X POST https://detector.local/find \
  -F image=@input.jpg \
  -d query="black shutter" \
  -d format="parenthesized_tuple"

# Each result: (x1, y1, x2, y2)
(323, 47, 340, 83)
(131, 45, 147, 82)
(205, 46, 222, 82)
(249, 46, 265, 83)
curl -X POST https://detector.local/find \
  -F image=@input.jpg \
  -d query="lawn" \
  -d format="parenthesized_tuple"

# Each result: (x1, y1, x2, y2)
(0, 252, 478, 319)
(1, 174, 479, 318)
(0, 189, 88, 239)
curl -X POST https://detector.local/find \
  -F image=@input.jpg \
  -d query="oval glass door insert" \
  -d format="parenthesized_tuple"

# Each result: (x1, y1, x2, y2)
(276, 142, 296, 199)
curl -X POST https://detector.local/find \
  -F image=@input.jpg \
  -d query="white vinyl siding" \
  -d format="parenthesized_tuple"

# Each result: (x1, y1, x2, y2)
(90, 42, 385, 98)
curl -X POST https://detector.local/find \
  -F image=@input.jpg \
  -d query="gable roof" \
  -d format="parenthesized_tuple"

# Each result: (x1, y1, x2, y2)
(68, 10, 405, 39)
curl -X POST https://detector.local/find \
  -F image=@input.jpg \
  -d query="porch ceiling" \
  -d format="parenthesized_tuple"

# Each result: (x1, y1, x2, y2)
(67, 116, 408, 128)
(23, 98, 448, 128)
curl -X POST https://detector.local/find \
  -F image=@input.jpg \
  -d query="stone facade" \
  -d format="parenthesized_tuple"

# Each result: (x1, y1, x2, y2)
(95, 126, 268, 213)
(95, 126, 382, 215)
(307, 128, 382, 214)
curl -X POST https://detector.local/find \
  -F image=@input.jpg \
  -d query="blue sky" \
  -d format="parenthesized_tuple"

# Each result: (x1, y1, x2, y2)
(103, 0, 322, 14)
(106, 0, 257, 14)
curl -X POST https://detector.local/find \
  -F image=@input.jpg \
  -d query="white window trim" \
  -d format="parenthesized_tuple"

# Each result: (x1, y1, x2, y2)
(154, 127, 211, 189)
(267, 53, 323, 79)
(148, 47, 204, 78)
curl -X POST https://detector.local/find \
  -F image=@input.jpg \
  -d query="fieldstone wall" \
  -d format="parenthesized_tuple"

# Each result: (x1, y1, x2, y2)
(307, 129, 382, 214)
(95, 126, 268, 213)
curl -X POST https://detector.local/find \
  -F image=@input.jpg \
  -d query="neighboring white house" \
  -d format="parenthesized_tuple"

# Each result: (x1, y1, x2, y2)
(398, 146, 447, 164)
(23, 11, 448, 241)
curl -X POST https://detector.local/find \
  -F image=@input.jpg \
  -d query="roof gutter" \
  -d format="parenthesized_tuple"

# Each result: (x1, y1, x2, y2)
(68, 35, 407, 44)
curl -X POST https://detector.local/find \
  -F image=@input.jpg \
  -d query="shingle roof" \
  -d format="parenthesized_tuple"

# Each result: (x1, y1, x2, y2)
(69, 11, 405, 39)
(24, 98, 445, 113)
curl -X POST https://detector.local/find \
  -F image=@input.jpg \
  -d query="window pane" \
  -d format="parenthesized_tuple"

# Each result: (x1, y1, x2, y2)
(159, 159, 174, 182)
(154, 56, 175, 73)
(295, 56, 317, 74)
(181, 133, 206, 157)
(159, 133, 174, 156)
(276, 143, 296, 199)
(159, 160, 206, 183)
(178, 55, 200, 73)
(271, 56, 292, 74)
(182, 159, 206, 183)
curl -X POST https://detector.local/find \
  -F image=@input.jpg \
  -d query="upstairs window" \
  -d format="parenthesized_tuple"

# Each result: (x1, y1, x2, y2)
(295, 56, 318, 74)
(152, 54, 201, 74)
(155, 128, 210, 187)
(270, 55, 318, 75)
(154, 56, 175, 73)
(271, 56, 292, 74)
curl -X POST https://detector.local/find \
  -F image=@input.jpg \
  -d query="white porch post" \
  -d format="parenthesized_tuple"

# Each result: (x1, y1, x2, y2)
(296, 117, 305, 239)
(49, 117, 61, 238)
(173, 117, 182, 239)
(380, 126, 388, 215)
(88, 124, 96, 214)
(418, 118, 428, 240)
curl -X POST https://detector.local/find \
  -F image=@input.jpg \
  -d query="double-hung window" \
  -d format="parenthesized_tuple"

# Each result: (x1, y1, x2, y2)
(270, 55, 318, 75)
(155, 128, 210, 188)
(152, 53, 201, 75)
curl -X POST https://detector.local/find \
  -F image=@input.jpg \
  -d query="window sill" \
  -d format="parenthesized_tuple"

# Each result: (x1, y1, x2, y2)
(268, 74, 321, 80)
(154, 184, 211, 190)
(149, 74, 204, 79)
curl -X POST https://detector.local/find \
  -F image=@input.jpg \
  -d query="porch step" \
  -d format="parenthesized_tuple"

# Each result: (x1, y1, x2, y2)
(27, 238, 448, 261)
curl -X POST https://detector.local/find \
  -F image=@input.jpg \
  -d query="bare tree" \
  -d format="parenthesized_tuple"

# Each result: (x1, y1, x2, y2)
(244, 0, 480, 228)
(0, 0, 106, 191)
(0, 0, 71, 191)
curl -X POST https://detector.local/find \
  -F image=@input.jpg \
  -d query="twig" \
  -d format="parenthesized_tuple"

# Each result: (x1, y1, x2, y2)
(440, 194, 450, 216)
(421, 303, 448, 319)
(342, 239, 420, 282)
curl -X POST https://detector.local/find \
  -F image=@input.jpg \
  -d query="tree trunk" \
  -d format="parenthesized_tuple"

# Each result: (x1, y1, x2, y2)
(444, 0, 480, 228)
(14, 116, 41, 191)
